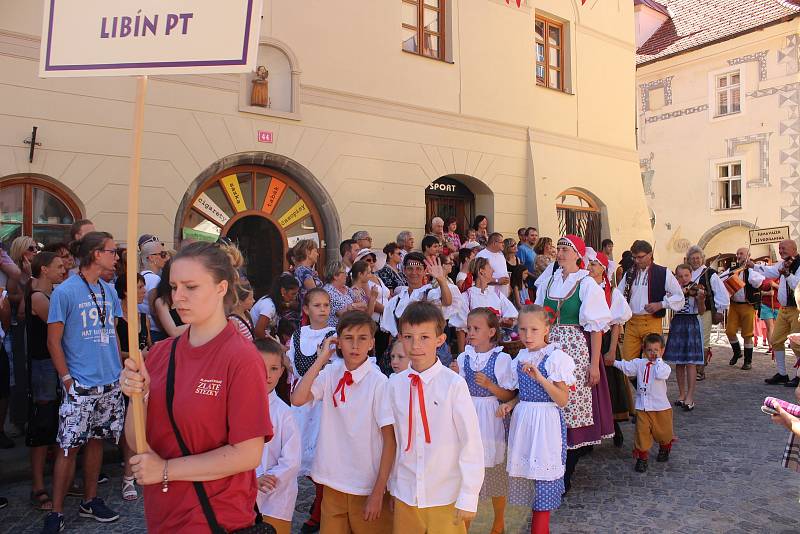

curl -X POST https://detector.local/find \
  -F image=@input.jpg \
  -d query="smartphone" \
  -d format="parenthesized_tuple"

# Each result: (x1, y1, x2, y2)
(761, 405, 779, 416)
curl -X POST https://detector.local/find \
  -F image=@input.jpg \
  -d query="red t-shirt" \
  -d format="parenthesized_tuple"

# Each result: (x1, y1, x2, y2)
(142, 322, 272, 533)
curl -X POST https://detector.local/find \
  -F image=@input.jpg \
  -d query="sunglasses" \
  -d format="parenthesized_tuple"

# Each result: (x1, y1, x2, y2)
(27, 245, 41, 253)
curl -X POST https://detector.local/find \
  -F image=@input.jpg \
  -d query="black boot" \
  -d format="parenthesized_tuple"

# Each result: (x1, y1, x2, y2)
(656, 447, 670, 462)
(634, 458, 648, 473)
(729, 343, 741, 366)
(563, 449, 580, 493)
(613, 422, 624, 448)
(741, 348, 753, 370)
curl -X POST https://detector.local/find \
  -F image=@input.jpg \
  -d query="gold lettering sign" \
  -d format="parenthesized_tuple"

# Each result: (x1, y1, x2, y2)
(278, 199, 310, 229)
(192, 193, 229, 226)
(261, 178, 287, 214)
(220, 175, 246, 213)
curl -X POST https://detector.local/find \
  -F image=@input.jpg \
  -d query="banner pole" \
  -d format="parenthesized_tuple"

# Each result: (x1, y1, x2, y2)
(126, 75, 148, 454)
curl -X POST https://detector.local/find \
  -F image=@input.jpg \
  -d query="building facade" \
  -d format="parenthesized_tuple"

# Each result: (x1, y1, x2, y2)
(636, 0, 800, 267)
(1, 0, 651, 295)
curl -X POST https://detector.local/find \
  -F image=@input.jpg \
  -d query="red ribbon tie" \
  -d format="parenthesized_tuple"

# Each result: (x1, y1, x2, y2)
(405, 374, 432, 451)
(643, 361, 652, 384)
(333, 371, 354, 407)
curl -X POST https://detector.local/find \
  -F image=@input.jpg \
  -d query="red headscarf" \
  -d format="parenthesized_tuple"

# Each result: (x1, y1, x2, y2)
(595, 251, 613, 307)
(557, 235, 587, 269)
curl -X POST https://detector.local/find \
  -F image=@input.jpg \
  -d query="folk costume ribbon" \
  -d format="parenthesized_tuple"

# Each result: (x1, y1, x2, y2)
(405, 373, 432, 451)
(333, 371, 354, 407)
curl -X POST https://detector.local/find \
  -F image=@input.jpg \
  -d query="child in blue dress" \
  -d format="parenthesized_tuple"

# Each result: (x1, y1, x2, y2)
(450, 307, 515, 534)
(499, 305, 576, 534)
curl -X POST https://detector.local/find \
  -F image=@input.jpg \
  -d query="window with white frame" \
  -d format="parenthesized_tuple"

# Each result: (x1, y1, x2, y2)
(715, 71, 741, 117)
(714, 162, 742, 210)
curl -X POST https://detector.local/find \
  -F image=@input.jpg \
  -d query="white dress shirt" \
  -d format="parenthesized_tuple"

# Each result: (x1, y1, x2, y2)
(691, 267, 730, 312)
(310, 358, 393, 496)
(618, 266, 684, 316)
(255, 392, 301, 521)
(755, 260, 800, 306)
(721, 268, 765, 304)
(608, 286, 633, 326)
(368, 278, 391, 323)
(250, 296, 277, 326)
(464, 286, 519, 321)
(384, 360, 484, 512)
(534, 268, 612, 332)
(476, 248, 510, 297)
(381, 283, 464, 335)
(613, 358, 671, 411)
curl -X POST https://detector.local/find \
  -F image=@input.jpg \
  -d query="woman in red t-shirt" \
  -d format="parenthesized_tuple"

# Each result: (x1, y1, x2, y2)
(120, 241, 272, 533)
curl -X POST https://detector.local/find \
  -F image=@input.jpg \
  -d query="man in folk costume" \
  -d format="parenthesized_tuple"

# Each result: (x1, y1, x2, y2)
(686, 245, 729, 380)
(619, 240, 684, 362)
(753, 239, 800, 387)
(720, 247, 764, 371)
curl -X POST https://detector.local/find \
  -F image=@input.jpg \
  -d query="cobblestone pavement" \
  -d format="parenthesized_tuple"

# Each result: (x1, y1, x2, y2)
(1, 343, 799, 533)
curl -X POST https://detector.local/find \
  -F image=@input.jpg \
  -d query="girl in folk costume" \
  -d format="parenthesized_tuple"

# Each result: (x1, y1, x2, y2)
(586, 249, 633, 447)
(285, 287, 336, 532)
(465, 257, 519, 323)
(450, 308, 516, 534)
(663, 264, 706, 411)
(500, 305, 576, 534)
(534, 235, 614, 492)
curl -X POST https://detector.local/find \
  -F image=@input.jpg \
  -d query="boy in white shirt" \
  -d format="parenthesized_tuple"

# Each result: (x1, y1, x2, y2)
(292, 311, 395, 533)
(385, 301, 484, 534)
(607, 333, 673, 474)
(254, 339, 301, 534)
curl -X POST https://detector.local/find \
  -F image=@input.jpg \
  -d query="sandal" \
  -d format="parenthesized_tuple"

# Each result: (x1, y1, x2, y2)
(674, 399, 685, 407)
(122, 476, 138, 501)
(30, 489, 53, 511)
(683, 402, 696, 412)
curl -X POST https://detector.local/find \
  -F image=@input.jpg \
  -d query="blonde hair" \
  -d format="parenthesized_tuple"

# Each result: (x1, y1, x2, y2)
(10, 236, 36, 265)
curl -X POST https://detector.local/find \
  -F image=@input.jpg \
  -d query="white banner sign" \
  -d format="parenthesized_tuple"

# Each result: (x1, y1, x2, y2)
(193, 193, 229, 226)
(39, 0, 262, 77)
(749, 226, 790, 246)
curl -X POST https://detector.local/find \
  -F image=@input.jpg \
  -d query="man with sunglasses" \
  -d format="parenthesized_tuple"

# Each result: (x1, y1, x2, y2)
(138, 238, 169, 342)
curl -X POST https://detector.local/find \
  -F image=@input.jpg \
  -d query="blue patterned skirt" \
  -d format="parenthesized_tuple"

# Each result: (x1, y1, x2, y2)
(664, 314, 704, 365)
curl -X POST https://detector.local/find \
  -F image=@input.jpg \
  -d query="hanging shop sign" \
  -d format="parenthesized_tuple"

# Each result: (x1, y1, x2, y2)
(278, 199, 310, 229)
(749, 226, 790, 246)
(193, 192, 230, 226)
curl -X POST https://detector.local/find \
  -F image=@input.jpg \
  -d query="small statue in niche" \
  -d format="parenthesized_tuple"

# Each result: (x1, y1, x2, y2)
(251, 65, 270, 108)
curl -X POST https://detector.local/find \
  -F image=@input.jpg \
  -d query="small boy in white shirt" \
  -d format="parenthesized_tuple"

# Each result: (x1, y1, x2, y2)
(607, 333, 673, 473)
(254, 339, 301, 534)
(292, 311, 395, 533)
(385, 301, 484, 534)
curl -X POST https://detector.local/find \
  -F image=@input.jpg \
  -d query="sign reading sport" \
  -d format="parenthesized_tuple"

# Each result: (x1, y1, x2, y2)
(39, 0, 262, 77)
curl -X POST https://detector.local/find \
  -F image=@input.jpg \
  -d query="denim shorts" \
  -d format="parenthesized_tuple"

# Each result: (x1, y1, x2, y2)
(57, 380, 124, 451)
(760, 305, 779, 321)
(30, 358, 59, 402)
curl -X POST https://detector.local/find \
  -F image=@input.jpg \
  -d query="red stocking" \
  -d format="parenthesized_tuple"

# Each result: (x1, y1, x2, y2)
(531, 510, 550, 534)
(307, 480, 324, 525)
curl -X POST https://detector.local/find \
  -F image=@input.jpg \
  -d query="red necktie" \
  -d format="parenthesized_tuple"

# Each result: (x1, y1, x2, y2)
(333, 371, 353, 408)
(405, 374, 432, 452)
(643, 361, 653, 384)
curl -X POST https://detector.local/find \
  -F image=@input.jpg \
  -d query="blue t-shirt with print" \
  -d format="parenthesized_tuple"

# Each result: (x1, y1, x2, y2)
(48, 274, 123, 387)
(516, 243, 537, 273)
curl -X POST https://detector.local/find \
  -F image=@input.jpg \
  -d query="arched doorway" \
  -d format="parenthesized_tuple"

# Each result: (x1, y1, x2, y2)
(556, 189, 602, 250)
(425, 176, 475, 235)
(227, 216, 284, 297)
(180, 165, 327, 298)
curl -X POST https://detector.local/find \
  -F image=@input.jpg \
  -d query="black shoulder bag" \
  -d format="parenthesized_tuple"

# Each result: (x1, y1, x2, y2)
(166, 338, 275, 534)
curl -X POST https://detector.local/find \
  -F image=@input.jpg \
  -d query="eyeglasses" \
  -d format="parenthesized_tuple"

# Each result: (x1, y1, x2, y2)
(149, 251, 168, 259)
(101, 249, 119, 256)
